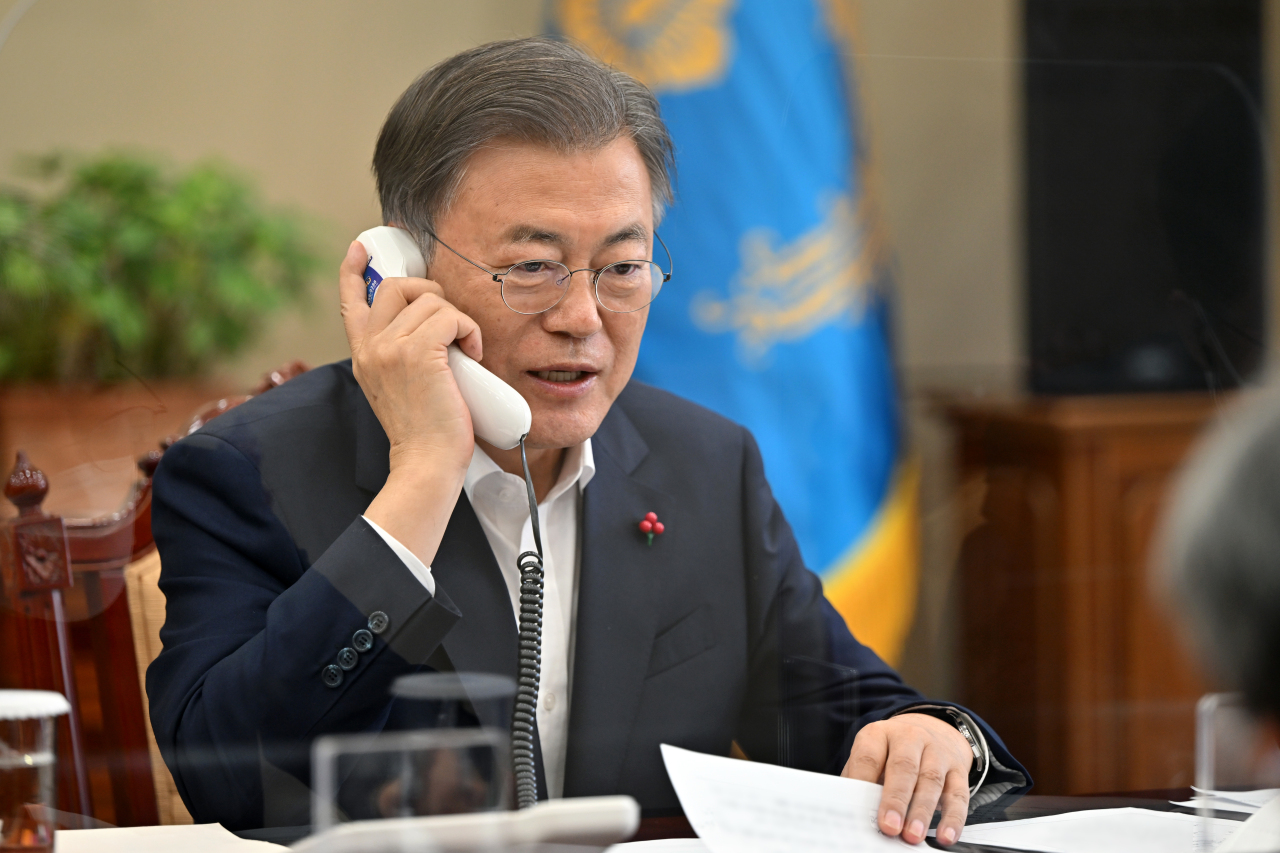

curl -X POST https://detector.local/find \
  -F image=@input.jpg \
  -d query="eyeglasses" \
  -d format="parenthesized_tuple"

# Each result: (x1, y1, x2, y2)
(424, 228, 672, 315)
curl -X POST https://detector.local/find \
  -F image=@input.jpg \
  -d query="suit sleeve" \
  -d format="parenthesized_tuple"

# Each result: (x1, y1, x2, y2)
(147, 432, 461, 830)
(731, 428, 1030, 798)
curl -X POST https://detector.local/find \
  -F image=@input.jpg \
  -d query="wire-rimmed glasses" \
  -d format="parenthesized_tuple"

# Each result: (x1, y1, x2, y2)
(425, 228, 672, 315)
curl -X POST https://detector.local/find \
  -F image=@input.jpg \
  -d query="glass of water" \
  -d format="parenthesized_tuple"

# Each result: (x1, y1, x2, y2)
(0, 691, 69, 853)
(311, 673, 517, 832)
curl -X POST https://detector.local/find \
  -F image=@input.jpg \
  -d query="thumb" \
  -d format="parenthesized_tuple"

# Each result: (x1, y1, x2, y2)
(338, 240, 372, 352)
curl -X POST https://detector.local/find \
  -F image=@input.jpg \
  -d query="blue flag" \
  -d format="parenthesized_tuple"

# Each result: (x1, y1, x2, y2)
(553, 0, 918, 661)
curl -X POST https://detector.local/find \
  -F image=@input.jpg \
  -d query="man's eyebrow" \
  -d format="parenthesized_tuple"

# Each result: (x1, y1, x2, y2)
(499, 223, 651, 251)
(503, 225, 565, 247)
(602, 224, 650, 248)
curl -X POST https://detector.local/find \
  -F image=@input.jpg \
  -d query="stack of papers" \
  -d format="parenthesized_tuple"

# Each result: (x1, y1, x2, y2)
(1171, 788, 1280, 815)
(955, 808, 1240, 853)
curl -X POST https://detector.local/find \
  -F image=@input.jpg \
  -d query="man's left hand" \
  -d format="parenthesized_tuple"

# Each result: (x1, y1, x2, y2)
(841, 712, 973, 846)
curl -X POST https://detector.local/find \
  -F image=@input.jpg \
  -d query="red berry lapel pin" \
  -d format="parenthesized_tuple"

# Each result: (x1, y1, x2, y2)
(638, 511, 665, 547)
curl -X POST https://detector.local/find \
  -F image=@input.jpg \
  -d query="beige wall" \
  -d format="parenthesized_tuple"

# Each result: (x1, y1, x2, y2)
(0, 0, 545, 386)
(853, 0, 1022, 390)
(845, 0, 1022, 693)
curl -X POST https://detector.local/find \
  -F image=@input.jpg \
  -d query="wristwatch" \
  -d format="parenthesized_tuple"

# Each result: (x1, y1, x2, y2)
(892, 705, 990, 794)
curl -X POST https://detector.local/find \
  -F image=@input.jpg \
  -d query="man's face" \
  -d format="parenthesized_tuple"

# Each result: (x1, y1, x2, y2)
(428, 136, 654, 450)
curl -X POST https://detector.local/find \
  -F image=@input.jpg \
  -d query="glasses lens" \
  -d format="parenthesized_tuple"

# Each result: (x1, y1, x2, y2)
(500, 261, 572, 314)
(595, 261, 665, 313)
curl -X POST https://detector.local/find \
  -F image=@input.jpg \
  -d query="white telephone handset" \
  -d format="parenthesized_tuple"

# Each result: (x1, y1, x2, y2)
(357, 226, 532, 451)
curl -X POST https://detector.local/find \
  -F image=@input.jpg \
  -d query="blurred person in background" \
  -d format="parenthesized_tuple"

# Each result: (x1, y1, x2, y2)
(1158, 386, 1280, 850)
(1159, 388, 1280, 741)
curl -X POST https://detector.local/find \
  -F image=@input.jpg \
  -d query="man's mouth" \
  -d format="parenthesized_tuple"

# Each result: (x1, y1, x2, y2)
(532, 370, 589, 383)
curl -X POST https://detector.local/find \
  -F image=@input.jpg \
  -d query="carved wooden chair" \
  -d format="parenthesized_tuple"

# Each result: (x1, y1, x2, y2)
(0, 361, 308, 826)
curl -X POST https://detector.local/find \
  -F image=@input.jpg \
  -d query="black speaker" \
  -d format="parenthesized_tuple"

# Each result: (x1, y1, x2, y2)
(1025, 0, 1266, 394)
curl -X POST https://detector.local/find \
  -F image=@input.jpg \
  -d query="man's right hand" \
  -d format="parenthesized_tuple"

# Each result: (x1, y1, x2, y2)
(338, 239, 482, 566)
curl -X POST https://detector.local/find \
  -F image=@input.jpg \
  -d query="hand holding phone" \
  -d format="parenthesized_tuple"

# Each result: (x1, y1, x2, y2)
(357, 226, 531, 451)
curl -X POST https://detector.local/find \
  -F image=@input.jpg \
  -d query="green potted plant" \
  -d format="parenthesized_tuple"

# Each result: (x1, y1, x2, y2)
(0, 151, 323, 514)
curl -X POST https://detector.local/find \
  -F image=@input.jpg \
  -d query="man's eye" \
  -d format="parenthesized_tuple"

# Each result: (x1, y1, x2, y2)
(609, 263, 640, 276)
(515, 262, 547, 274)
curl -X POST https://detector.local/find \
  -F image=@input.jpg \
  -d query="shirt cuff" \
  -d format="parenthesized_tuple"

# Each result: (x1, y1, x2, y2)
(362, 515, 436, 597)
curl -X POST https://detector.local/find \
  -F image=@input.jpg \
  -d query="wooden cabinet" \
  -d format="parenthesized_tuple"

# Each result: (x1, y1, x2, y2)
(944, 393, 1221, 794)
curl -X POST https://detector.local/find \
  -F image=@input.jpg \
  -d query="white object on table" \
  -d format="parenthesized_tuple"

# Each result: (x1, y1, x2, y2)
(1215, 793, 1280, 853)
(56, 823, 286, 852)
(607, 841, 711, 852)
(955, 807, 1241, 853)
(1171, 796, 1263, 815)
(659, 744, 913, 853)
(1192, 788, 1280, 811)
(291, 796, 639, 852)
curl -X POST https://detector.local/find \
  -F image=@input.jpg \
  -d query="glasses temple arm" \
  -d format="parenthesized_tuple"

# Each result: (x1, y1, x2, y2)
(655, 232, 673, 281)
(422, 227, 504, 283)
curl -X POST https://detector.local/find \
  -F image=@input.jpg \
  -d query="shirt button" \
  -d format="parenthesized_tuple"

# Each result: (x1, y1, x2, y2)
(322, 665, 343, 688)
(368, 611, 390, 634)
(337, 647, 358, 671)
(352, 628, 374, 653)
(543, 692, 556, 712)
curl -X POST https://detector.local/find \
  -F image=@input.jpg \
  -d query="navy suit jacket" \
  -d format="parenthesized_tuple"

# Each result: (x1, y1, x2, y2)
(148, 360, 1028, 829)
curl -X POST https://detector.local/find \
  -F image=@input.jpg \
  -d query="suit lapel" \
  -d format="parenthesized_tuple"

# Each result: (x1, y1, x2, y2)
(563, 405, 677, 797)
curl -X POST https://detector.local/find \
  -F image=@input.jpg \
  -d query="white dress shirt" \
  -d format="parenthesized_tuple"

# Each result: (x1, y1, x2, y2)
(364, 440, 595, 799)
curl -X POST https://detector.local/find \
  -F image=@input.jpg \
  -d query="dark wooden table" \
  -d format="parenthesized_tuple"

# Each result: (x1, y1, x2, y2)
(235, 787, 1250, 848)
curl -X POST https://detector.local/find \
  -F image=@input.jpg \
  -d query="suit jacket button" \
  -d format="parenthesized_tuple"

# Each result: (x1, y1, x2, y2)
(336, 647, 358, 671)
(352, 629, 374, 653)
(322, 665, 343, 688)
(368, 611, 390, 634)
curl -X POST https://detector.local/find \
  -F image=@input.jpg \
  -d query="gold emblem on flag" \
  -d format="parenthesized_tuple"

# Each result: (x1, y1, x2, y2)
(692, 193, 891, 361)
(554, 0, 736, 93)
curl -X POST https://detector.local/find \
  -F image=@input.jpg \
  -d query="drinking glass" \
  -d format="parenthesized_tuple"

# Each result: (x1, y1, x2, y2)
(0, 691, 70, 853)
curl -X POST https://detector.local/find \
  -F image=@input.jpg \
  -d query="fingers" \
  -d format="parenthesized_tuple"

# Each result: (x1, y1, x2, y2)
(875, 733, 923, 841)
(849, 715, 975, 846)
(376, 286, 483, 363)
(933, 769, 971, 847)
(900, 745, 951, 845)
(340, 238, 483, 361)
(842, 723, 888, 784)
(367, 275, 446, 333)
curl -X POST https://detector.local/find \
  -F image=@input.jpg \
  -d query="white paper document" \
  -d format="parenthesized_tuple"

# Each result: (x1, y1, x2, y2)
(955, 808, 1242, 853)
(607, 840, 711, 852)
(660, 744, 914, 852)
(1172, 788, 1269, 809)
(56, 823, 287, 853)
(1192, 788, 1280, 811)
(1215, 794, 1280, 853)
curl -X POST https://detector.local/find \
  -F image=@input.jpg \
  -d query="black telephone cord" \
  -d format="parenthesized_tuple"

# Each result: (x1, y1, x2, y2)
(512, 436, 544, 809)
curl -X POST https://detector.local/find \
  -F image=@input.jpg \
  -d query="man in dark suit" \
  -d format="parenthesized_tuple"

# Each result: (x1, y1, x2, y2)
(148, 37, 1028, 844)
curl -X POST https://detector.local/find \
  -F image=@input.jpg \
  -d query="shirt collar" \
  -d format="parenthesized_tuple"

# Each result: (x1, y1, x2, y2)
(464, 438, 595, 504)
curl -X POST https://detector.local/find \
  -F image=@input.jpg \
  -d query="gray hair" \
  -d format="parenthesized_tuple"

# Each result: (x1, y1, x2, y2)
(1156, 386, 1280, 719)
(373, 37, 675, 263)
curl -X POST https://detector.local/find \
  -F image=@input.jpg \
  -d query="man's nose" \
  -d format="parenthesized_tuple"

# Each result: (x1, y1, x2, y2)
(542, 270, 603, 338)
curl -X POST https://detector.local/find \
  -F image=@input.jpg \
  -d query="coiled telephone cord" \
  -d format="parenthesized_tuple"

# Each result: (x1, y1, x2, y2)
(513, 437, 544, 809)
